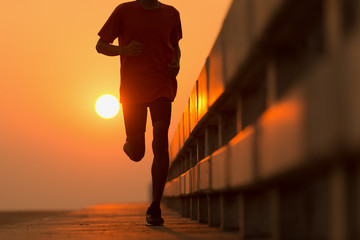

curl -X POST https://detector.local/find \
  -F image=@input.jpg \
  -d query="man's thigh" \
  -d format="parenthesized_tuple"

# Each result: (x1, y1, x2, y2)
(122, 102, 147, 135)
(149, 97, 172, 128)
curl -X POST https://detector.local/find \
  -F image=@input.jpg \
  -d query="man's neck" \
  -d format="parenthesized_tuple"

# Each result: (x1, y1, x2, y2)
(136, 0, 160, 9)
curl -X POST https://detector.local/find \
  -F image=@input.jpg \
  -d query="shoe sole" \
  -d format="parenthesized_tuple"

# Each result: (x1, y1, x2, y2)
(146, 219, 164, 226)
(145, 221, 163, 226)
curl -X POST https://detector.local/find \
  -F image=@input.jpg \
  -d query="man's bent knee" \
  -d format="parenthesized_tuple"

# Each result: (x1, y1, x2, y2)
(125, 134, 145, 162)
(130, 151, 145, 162)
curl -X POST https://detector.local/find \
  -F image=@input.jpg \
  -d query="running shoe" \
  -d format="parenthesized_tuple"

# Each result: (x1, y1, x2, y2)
(146, 204, 164, 226)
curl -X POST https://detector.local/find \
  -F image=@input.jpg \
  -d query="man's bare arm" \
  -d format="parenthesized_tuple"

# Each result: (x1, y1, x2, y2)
(96, 38, 143, 57)
(168, 44, 181, 77)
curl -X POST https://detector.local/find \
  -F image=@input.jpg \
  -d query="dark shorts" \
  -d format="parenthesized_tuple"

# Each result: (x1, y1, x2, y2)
(122, 97, 172, 135)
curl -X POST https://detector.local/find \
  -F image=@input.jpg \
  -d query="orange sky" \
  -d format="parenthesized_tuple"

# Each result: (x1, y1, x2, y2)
(0, 0, 232, 210)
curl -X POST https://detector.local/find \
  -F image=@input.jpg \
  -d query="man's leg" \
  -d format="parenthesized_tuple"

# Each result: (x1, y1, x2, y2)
(149, 98, 171, 204)
(151, 121, 170, 204)
(146, 98, 171, 225)
(122, 102, 147, 162)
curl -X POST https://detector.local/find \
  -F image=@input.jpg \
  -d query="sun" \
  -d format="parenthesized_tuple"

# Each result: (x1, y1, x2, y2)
(95, 94, 120, 119)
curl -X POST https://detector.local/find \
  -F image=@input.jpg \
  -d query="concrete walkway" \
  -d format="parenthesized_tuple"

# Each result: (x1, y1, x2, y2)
(0, 204, 240, 240)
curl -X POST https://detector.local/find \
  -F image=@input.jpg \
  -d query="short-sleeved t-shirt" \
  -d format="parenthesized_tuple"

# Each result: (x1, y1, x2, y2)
(98, 1, 182, 104)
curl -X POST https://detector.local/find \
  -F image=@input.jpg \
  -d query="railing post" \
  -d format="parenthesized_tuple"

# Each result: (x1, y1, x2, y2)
(330, 166, 347, 240)
(198, 194, 209, 224)
(190, 196, 198, 220)
(208, 193, 221, 227)
(220, 193, 239, 231)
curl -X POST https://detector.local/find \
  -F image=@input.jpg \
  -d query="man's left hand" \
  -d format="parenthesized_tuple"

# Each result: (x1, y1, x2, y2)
(168, 58, 180, 78)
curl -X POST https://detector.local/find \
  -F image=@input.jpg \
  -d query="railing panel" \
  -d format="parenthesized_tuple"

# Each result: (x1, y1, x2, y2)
(180, 173, 186, 196)
(179, 114, 185, 150)
(183, 100, 191, 143)
(229, 126, 256, 188)
(222, 0, 251, 85)
(169, 126, 180, 164)
(197, 62, 209, 121)
(211, 146, 228, 191)
(164, 178, 180, 198)
(258, 85, 306, 180)
(189, 82, 198, 133)
(174, 178, 180, 197)
(185, 171, 191, 195)
(190, 166, 199, 194)
(199, 156, 211, 191)
(208, 35, 225, 108)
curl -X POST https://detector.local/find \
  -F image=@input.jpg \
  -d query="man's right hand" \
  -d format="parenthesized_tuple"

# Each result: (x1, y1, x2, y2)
(122, 41, 143, 56)
(96, 38, 143, 57)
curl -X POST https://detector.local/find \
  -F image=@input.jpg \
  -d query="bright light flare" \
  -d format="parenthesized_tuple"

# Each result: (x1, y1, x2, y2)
(95, 94, 120, 119)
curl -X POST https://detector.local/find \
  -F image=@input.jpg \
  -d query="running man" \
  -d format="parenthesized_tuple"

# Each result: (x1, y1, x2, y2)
(96, 0, 182, 226)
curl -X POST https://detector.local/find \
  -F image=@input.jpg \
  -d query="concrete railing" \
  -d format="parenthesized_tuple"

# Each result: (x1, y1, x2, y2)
(163, 0, 360, 238)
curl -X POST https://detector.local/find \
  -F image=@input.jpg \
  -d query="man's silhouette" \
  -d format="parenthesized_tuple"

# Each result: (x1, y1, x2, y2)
(96, 0, 182, 226)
